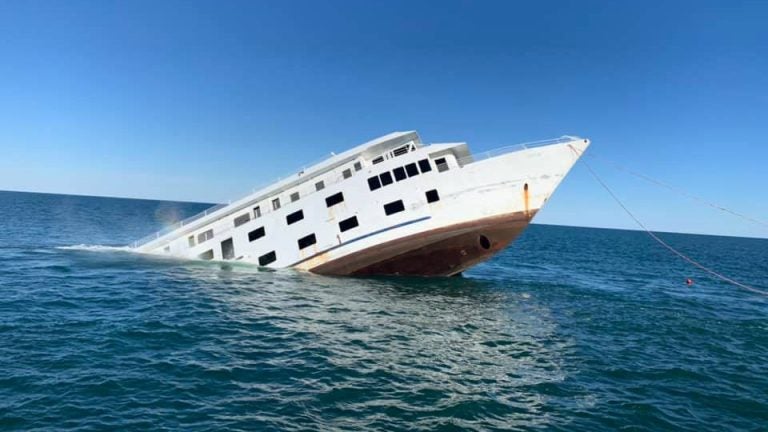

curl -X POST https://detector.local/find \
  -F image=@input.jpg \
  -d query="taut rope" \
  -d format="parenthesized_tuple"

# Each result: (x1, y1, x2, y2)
(569, 144, 768, 297)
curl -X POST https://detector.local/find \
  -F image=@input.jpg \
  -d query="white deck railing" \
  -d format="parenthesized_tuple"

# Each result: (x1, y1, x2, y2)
(456, 135, 582, 166)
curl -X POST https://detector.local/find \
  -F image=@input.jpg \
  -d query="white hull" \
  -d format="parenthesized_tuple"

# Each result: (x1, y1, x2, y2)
(131, 132, 589, 276)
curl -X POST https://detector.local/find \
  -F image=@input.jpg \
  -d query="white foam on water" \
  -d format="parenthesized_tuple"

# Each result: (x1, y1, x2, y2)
(56, 244, 134, 252)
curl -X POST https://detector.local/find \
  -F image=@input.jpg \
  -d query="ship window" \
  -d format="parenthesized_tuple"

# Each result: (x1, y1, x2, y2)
(393, 146, 409, 157)
(286, 210, 304, 225)
(339, 216, 359, 232)
(163, 246, 170, 253)
(315, 181, 325, 191)
(290, 192, 300, 202)
(368, 176, 381, 191)
(272, 198, 281, 210)
(248, 226, 265, 242)
(342, 168, 352, 179)
(426, 189, 440, 203)
(354, 161, 363, 171)
(418, 159, 432, 173)
(297, 233, 317, 250)
(188, 235, 196, 247)
(253, 206, 262, 219)
(393, 167, 407, 181)
(435, 157, 449, 172)
(325, 192, 344, 207)
(380, 171, 394, 186)
(405, 163, 419, 177)
(384, 200, 405, 216)
(197, 229, 214, 244)
(372, 156, 384, 165)
(221, 238, 235, 260)
(234, 213, 250, 227)
(199, 249, 214, 260)
(258, 251, 276, 266)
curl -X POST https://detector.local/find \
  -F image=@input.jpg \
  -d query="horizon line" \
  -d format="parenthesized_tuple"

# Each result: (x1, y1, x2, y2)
(2, 188, 765, 241)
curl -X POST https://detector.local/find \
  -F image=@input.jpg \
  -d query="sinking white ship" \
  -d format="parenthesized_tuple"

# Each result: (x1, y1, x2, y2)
(131, 132, 589, 276)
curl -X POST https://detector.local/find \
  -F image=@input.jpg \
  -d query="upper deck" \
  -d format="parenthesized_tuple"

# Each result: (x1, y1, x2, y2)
(132, 131, 448, 249)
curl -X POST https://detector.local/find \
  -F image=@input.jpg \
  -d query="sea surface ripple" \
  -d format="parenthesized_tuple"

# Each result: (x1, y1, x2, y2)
(0, 191, 766, 431)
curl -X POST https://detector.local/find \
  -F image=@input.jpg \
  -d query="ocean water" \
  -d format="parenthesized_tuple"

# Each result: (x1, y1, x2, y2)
(1, 190, 767, 431)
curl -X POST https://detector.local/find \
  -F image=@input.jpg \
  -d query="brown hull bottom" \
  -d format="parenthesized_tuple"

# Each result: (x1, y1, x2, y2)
(309, 210, 536, 277)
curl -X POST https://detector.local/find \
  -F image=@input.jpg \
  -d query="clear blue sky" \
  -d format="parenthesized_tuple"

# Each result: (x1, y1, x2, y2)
(1, 0, 766, 238)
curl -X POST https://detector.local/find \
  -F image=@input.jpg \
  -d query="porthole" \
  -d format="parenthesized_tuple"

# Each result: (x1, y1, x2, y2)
(479, 235, 491, 250)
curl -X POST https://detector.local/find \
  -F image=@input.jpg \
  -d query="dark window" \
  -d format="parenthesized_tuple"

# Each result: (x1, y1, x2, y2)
(253, 206, 262, 218)
(435, 157, 449, 172)
(258, 251, 276, 266)
(380, 171, 394, 186)
(418, 159, 432, 173)
(405, 163, 419, 177)
(354, 161, 363, 171)
(325, 192, 344, 207)
(372, 156, 384, 165)
(342, 168, 352, 179)
(286, 210, 304, 225)
(188, 235, 196, 247)
(199, 249, 214, 260)
(384, 200, 405, 215)
(368, 176, 381, 191)
(248, 227, 265, 242)
(234, 213, 250, 227)
(315, 181, 325, 191)
(393, 167, 407, 181)
(272, 198, 281, 210)
(393, 146, 409, 157)
(339, 216, 359, 232)
(221, 238, 235, 260)
(297, 233, 317, 250)
(197, 229, 213, 244)
(426, 189, 440, 203)
(290, 192, 300, 202)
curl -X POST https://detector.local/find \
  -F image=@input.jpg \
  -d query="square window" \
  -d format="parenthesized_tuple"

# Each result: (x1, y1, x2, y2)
(286, 210, 304, 225)
(393, 167, 407, 181)
(188, 235, 196, 247)
(380, 171, 393, 186)
(272, 198, 281, 210)
(248, 227, 265, 242)
(368, 176, 382, 191)
(342, 168, 352, 179)
(325, 192, 344, 207)
(315, 181, 325, 191)
(290, 192, 300, 202)
(354, 161, 362, 171)
(372, 156, 384, 165)
(258, 251, 276, 266)
(384, 200, 405, 215)
(435, 157, 449, 172)
(199, 249, 214, 260)
(234, 212, 250, 227)
(426, 189, 440, 203)
(418, 159, 432, 173)
(221, 238, 235, 260)
(298, 233, 317, 250)
(405, 163, 419, 177)
(197, 229, 214, 244)
(339, 216, 359, 232)
(253, 206, 262, 218)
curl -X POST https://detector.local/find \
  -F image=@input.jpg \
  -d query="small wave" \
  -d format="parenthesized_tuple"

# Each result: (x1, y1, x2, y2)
(56, 244, 134, 252)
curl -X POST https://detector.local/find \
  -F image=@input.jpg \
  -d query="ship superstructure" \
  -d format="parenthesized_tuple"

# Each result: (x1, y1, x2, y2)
(131, 132, 589, 276)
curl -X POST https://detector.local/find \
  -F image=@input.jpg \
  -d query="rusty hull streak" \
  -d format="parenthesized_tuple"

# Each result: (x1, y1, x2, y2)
(309, 210, 537, 277)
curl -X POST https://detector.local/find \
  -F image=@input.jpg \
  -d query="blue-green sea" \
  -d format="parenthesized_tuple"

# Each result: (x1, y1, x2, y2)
(1, 190, 766, 431)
